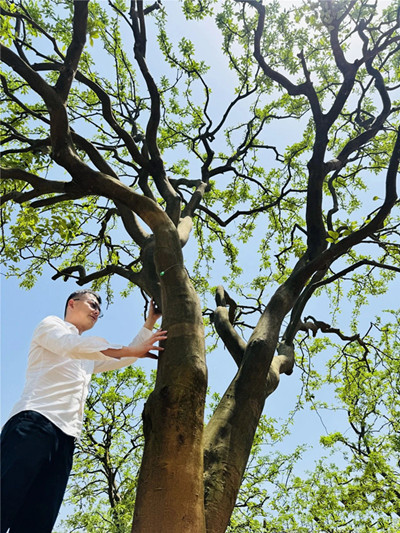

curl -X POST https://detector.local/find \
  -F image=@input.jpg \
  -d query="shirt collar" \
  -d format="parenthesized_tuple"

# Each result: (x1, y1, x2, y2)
(63, 319, 80, 334)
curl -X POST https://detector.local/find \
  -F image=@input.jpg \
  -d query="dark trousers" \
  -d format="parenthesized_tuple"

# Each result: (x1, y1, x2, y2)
(1, 410, 75, 533)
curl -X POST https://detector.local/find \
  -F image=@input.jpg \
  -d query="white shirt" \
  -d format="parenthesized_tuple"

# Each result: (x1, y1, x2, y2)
(8, 315, 152, 438)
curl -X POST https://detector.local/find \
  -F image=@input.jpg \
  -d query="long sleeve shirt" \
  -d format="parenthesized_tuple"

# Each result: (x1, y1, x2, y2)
(8, 315, 152, 438)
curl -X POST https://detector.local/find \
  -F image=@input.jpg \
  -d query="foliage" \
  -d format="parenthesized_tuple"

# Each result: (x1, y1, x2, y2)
(226, 310, 400, 532)
(1, 0, 399, 531)
(57, 366, 155, 533)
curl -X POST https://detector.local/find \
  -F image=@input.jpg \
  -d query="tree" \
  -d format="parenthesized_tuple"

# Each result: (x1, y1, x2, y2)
(60, 366, 155, 533)
(1, 0, 399, 532)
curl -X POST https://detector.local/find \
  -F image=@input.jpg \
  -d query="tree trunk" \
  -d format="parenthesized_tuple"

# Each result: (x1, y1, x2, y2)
(132, 256, 207, 532)
(203, 287, 297, 532)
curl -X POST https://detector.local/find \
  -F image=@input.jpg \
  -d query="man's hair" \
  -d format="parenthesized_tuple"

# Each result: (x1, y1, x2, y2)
(64, 289, 102, 317)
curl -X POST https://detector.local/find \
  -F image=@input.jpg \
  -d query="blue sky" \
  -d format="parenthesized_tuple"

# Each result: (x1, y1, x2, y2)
(1, 0, 396, 469)
(1, 0, 398, 528)
(0, 256, 311, 530)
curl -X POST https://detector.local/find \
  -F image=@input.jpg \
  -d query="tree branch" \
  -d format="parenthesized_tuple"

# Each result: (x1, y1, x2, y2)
(239, 0, 317, 99)
(70, 132, 151, 247)
(0, 3, 65, 61)
(283, 267, 329, 346)
(30, 193, 84, 208)
(335, 22, 395, 163)
(115, 203, 150, 248)
(212, 287, 247, 367)
(314, 259, 400, 288)
(0, 166, 67, 194)
(31, 61, 148, 168)
(54, 0, 89, 103)
(326, 127, 399, 260)
(0, 44, 59, 109)
(327, 1, 358, 75)
(290, 126, 400, 291)
(298, 316, 370, 353)
(51, 263, 143, 286)
(0, 74, 50, 125)
(130, 1, 181, 225)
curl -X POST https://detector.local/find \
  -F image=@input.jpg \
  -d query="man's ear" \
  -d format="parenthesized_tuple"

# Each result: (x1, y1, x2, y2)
(66, 298, 75, 313)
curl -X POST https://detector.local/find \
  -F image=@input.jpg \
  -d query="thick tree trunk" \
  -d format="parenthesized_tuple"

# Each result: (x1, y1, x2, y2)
(132, 241, 207, 532)
(203, 343, 276, 533)
(203, 288, 296, 533)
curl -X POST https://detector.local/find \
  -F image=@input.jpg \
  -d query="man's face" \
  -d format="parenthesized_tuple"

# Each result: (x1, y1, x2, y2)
(65, 294, 102, 333)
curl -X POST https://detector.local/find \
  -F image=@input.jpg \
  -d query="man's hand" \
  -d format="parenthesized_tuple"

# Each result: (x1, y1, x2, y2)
(101, 298, 166, 360)
(135, 329, 167, 359)
(102, 329, 167, 360)
(144, 298, 162, 331)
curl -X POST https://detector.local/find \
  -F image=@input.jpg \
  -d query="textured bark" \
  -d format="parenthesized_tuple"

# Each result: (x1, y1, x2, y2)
(132, 228, 207, 533)
(203, 287, 295, 533)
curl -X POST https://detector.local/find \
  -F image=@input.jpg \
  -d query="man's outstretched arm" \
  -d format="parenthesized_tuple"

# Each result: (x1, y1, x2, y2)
(101, 329, 167, 360)
(101, 299, 166, 361)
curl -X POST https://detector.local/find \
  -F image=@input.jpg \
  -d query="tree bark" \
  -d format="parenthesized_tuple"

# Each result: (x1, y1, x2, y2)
(203, 286, 295, 533)
(132, 227, 207, 533)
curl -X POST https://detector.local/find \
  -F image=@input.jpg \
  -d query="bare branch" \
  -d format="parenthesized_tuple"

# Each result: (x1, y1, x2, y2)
(30, 194, 83, 208)
(1, 189, 39, 206)
(176, 216, 193, 248)
(130, 1, 181, 224)
(212, 287, 247, 367)
(238, 0, 319, 102)
(299, 316, 370, 352)
(0, 166, 67, 194)
(115, 203, 150, 248)
(54, 1, 89, 102)
(264, 341, 295, 398)
(283, 266, 329, 345)
(51, 263, 142, 286)
(314, 259, 400, 288)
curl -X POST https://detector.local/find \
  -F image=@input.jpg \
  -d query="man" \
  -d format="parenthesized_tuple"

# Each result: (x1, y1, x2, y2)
(1, 289, 166, 533)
